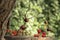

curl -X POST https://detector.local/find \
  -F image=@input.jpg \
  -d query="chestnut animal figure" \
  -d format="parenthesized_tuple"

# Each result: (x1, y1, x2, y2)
(20, 25, 26, 30)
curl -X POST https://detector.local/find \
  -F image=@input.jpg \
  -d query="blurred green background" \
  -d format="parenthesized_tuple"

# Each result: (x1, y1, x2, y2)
(10, 0, 60, 40)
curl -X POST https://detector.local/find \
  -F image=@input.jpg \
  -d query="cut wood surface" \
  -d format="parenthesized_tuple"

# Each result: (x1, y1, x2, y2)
(0, 0, 16, 40)
(5, 36, 54, 40)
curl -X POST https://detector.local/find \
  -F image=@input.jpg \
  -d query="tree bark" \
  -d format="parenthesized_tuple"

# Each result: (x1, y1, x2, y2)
(0, 0, 16, 40)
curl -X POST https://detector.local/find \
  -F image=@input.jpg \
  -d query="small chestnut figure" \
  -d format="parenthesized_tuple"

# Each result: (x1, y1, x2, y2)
(20, 25, 26, 30)
(18, 25, 27, 36)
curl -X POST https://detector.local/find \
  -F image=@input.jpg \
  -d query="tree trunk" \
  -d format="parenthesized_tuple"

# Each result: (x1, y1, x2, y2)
(0, 0, 16, 40)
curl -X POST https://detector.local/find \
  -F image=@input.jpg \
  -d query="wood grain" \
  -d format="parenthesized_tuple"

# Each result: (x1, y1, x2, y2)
(0, 0, 16, 40)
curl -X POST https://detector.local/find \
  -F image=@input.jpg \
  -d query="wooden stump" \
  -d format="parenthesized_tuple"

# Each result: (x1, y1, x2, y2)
(5, 36, 31, 40)
(0, 0, 16, 40)
(5, 36, 54, 40)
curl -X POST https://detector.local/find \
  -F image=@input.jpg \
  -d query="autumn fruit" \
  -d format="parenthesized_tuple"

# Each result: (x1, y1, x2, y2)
(42, 32, 46, 37)
(11, 30, 17, 36)
(34, 34, 40, 37)
(20, 25, 26, 30)
(24, 18, 29, 22)
(37, 29, 41, 34)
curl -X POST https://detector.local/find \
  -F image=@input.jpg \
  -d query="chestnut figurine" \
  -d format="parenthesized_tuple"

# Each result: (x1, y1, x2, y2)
(20, 25, 26, 30)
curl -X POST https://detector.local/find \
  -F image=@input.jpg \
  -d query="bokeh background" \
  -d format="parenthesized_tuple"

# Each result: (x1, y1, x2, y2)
(9, 0, 60, 40)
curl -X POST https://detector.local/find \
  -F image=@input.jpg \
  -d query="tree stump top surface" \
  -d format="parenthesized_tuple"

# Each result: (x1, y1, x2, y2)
(4, 36, 54, 40)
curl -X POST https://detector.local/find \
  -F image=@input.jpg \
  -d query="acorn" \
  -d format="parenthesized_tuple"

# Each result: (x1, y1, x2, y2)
(20, 25, 26, 30)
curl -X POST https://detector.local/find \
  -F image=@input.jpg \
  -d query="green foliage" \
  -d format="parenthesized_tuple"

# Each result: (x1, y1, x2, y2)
(10, 0, 60, 39)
